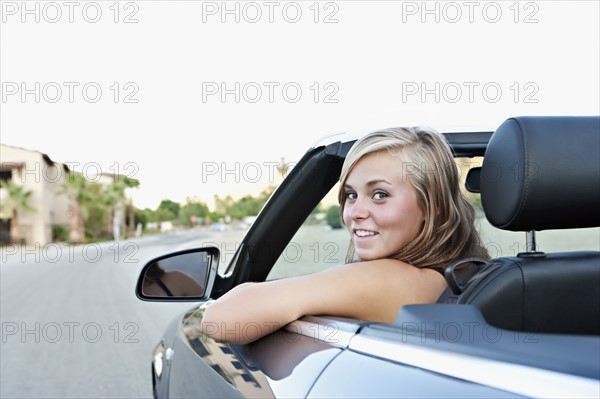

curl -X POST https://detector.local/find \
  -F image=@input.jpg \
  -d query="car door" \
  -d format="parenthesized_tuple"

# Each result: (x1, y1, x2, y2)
(169, 308, 364, 398)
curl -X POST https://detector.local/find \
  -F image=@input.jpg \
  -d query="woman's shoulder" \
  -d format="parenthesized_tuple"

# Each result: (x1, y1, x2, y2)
(302, 258, 447, 323)
(321, 259, 447, 299)
(333, 258, 444, 278)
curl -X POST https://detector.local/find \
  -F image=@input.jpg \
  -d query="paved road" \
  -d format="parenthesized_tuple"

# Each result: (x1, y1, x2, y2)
(0, 230, 244, 399)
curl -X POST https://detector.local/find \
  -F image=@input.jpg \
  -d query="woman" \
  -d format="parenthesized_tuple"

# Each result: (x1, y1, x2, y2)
(201, 127, 489, 344)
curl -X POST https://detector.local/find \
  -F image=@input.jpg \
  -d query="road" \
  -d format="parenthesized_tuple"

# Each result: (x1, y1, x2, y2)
(0, 229, 245, 399)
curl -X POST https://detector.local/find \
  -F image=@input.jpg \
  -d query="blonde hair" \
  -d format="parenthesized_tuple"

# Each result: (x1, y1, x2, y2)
(338, 127, 489, 270)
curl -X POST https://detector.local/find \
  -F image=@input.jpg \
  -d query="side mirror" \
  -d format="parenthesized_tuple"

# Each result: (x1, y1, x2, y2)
(136, 247, 220, 301)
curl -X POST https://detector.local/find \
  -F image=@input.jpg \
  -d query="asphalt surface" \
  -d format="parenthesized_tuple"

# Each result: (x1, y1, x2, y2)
(0, 231, 235, 399)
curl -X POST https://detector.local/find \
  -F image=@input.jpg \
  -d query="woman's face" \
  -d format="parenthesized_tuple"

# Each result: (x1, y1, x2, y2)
(342, 150, 425, 261)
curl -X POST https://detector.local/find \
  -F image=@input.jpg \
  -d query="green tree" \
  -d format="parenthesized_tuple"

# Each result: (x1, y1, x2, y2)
(158, 199, 180, 218)
(229, 195, 265, 219)
(179, 200, 209, 227)
(326, 205, 342, 229)
(61, 172, 86, 243)
(213, 195, 235, 215)
(141, 208, 156, 223)
(133, 207, 149, 227)
(83, 183, 110, 240)
(0, 180, 36, 244)
(211, 188, 275, 221)
(154, 208, 175, 223)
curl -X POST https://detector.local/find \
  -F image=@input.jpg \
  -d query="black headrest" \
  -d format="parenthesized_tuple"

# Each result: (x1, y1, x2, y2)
(481, 116, 600, 231)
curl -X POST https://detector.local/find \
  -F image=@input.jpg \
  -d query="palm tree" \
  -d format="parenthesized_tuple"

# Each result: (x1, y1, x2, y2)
(61, 172, 87, 243)
(105, 176, 140, 239)
(0, 180, 36, 245)
(277, 157, 288, 181)
(123, 177, 140, 238)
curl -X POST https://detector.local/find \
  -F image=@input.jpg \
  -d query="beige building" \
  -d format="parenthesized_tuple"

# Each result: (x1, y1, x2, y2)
(0, 144, 70, 245)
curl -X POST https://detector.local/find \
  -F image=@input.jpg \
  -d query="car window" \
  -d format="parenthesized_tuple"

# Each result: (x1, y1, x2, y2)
(267, 157, 600, 281)
(478, 216, 600, 256)
(267, 184, 349, 280)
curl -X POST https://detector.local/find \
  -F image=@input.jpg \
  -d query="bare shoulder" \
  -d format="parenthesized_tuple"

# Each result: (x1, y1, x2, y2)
(301, 259, 448, 323)
(338, 259, 445, 298)
(376, 259, 446, 298)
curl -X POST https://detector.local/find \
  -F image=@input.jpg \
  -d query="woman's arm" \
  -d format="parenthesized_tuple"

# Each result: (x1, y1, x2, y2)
(200, 259, 446, 344)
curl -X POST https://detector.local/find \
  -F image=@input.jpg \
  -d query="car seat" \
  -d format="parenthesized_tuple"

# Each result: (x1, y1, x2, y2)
(447, 116, 600, 335)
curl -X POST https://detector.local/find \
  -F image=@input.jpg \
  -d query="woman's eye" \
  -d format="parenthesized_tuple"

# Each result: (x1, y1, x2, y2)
(345, 192, 357, 200)
(373, 191, 388, 200)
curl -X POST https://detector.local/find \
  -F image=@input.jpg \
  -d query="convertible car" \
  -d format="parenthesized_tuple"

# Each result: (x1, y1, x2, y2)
(136, 116, 600, 398)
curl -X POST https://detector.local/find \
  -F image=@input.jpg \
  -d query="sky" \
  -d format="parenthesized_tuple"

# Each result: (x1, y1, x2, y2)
(1, 0, 599, 210)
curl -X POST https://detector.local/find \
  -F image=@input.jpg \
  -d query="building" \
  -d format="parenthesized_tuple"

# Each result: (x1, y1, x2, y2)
(0, 144, 70, 245)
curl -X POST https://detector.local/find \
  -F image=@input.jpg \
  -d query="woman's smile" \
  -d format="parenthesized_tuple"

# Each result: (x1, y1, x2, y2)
(343, 151, 424, 261)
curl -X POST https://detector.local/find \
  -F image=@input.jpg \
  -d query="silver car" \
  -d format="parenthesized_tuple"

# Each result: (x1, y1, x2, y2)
(136, 116, 600, 398)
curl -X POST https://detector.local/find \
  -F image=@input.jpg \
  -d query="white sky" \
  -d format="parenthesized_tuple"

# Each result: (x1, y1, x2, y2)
(1, 0, 599, 210)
